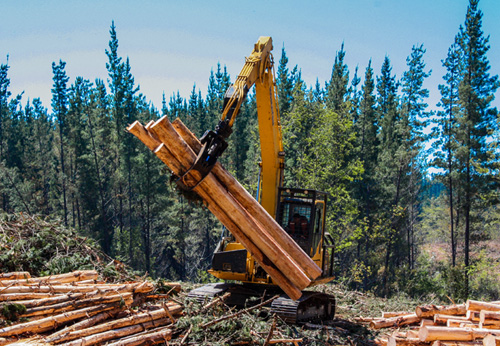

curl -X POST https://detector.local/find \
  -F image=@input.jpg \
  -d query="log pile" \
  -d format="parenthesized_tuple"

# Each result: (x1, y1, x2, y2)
(127, 116, 322, 300)
(0, 270, 182, 345)
(364, 300, 500, 346)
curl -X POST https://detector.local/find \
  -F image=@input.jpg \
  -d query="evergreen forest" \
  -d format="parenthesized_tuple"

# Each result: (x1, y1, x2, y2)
(1, 0, 499, 302)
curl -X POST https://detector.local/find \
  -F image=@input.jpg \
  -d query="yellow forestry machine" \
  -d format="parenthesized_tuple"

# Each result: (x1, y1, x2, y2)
(186, 37, 336, 323)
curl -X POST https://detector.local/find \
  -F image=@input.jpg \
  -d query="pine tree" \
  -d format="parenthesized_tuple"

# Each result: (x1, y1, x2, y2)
(105, 22, 140, 260)
(356, 61, 378, 204)
(67, 77, 94, 229)
(352, 60, 379, 288)
(433, 37, 463, 267)
(30, 98, 55, 215)
(0, 59, 11, 210)
(122, 57, 140, 266)
(17, 98, 55, 215)
(375, 56, 402, 295)
(105, 21, 125, 254)
(187, 85, 204, 135)
(325, 43, 350, 115)
(0, 59, 11, 162)
(455, 0, 499, 296)
(51, 60, 70, 226)
(86, 78, 115, 255)
(276, 46, 294, 116)
(400, 44, 431, 270)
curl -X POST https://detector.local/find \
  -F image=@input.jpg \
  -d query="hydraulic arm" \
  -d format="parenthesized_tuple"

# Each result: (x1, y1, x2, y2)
(178, 37, 284, 215)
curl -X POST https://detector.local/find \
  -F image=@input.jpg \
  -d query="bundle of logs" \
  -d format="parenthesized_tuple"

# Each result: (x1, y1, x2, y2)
(360, 299, 500, 346)
(127, 116, 322, 300)
(0, 270, 182, 345)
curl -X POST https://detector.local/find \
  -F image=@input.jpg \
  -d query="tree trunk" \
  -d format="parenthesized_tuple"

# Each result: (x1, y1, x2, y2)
(419, 326, 500, 342)
(483, 334, 500, 346)
(0, 300, 131, 337)
(46, 303, 181, 344)
(21, 293, 132, 318)
(415, 303, 466, 318)
(59, 122, 68, 226)
(104, 327, 172, 346)
(370, 314, 420, 329)
(0, 270, 97, 287)
(58, 318, 171, 346)
(467, 300, 500, 312)
(128, 118, 321, 299)
(171, 119, 322, 279)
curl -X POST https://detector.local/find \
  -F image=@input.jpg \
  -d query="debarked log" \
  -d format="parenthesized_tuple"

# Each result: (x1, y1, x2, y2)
(0, 298, 132, 337)
(467, 301, 500, 313)
(128, 119, 306, 299)
(434, 314, 470, 324)
(370, 314, 420, 329)
(481, 311, 500, 324)
(431, 341, 482, 346)
(148, 117, 311, 289)
(104, 327, 172, 346)
(171, 118, 322, 281)
(419, 326, 500, 342)
(0, 293, 56, 302)
(58, 318, 172, 346)
(483, 334, 500, 346)
(0, 271, 98, 287)
(46, 302, 181, 344)
(45, 308, 123, 342)
(387, 336, 428, 346)
(416, 304, 466, 318)
(21, 292, 132, 318)
(0, 282, 154, 295)
(0, 272, 30, 281)
(7, 293, 86, 309)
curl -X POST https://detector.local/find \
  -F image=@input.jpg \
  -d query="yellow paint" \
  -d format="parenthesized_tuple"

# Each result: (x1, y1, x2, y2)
(208, 37, 332, 288)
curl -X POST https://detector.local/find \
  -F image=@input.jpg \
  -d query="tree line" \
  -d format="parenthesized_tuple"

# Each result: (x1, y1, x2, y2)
(0, 0, 498, 299)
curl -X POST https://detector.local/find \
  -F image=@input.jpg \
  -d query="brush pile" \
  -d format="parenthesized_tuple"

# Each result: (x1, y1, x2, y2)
(0, 270, 182, 345)
(0, 213, 130, 282)
(360, 299, 500, 346)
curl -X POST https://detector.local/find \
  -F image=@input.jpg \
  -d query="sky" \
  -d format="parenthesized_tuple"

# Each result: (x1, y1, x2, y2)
(1, 0, 499, 114)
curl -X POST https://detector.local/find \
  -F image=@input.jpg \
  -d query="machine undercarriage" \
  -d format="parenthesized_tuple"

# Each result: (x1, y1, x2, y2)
(187, 282, 335, 324)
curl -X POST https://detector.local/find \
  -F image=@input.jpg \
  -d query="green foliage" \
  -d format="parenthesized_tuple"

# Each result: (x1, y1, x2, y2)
(430, 0, 500, 296)
(0, 212, 132, 280)
(468, 249, 500, 300)
(0, 4, 499, 302)
(1, 303, 26, 323)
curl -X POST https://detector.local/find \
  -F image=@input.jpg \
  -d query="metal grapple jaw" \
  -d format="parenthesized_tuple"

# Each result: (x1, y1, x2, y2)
(176, 84, 239, 191)
(175, 121, 231, 191)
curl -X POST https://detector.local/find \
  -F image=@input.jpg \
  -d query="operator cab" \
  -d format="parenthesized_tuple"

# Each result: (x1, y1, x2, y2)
(276, 188, 325, 256)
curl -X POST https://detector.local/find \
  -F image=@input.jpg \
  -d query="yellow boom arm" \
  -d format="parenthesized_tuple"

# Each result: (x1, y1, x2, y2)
(223, 36, 284, 216)
(187, 36, 284, 217)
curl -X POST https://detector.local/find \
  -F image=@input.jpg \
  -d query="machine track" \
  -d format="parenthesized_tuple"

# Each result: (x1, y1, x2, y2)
(270, 292, 335, 324)
(188, 283, 335, 324)
(187, 283, 233, 304)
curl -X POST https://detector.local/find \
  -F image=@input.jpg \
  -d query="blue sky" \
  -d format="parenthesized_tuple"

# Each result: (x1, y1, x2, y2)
(1, 0, 499, 113)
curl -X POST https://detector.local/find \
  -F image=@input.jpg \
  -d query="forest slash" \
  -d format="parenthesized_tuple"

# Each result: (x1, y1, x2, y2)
(5, 269, 500, 345)
(0, 269, 364, 345)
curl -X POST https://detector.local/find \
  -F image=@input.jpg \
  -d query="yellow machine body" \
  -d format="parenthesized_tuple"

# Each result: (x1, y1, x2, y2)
(207, 37, 335, 288)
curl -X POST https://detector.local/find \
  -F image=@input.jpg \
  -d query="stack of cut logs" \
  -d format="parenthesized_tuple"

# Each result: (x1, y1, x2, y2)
(127, 116, 322, 300)
(0, 270, 182, 345)
(363, 300, 500, 346)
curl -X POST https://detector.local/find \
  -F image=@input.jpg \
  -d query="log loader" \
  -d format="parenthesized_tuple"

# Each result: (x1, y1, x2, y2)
(186, 37, 336, 323)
